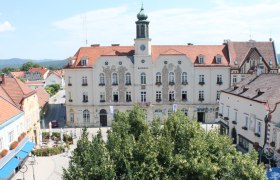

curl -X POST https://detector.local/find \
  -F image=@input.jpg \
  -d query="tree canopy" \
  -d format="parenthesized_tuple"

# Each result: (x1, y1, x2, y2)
(21, 61, 40, 71)
(63, 106, 266, 180)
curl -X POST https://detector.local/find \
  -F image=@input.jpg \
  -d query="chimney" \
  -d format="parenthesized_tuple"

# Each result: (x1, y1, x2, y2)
(111, 44, 120, 46)
(1, 73, 5, 84)
(187, 43, 193, 45)
(91, 44, 100, 47)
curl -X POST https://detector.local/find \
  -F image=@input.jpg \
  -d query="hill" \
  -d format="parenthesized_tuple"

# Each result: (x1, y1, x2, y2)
(0, 58, 67, 70)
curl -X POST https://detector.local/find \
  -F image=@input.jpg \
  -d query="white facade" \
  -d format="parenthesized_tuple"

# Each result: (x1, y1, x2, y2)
(45, 73, 65, 88)
(218, 74, 280, 153)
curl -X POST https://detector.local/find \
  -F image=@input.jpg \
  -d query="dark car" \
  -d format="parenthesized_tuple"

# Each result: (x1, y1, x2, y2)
(51, 120, 59, 128)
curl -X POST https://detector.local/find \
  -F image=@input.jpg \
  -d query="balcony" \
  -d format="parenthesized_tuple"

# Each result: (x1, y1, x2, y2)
(232, 120, 237, 124)
(219, 113, 223, 117)
(198, 98, 204, 102)
(112, 83, 118, 86)
(254, 132, 260, 137)
(99, 83, 105, 86)
(169, 82, 175, 86)
(223, 117, 229, 121)
(156, 99, 162, 102)
(69, 99, 73, 102)
(182, 81, 188, 85)
(82, 83, 88, 86)
(68, 83, 72, 86)
(199, 81, 205, 85)
(125, 82, 131, 86)
(217, 81, 223, 85)
(155, 82, 162, 86)
(100, 100, 105, 103)
(242, 126, 248, 130)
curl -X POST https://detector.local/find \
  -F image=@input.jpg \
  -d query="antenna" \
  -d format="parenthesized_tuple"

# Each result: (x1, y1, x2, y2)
(82, 15, 88, 46)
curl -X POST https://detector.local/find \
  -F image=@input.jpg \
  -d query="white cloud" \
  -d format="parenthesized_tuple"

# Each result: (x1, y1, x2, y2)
(0, 21, 15, 32)
(52, 2, 280, 47)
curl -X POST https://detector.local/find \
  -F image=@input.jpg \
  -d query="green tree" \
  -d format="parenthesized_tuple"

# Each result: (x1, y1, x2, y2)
(63, 106, 266, 180)
(1, 67, 20, 74)
(21, 61, 40, 71)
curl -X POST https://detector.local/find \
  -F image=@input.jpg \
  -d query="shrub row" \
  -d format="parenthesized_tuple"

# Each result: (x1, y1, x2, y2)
(32, 145, 65, 156)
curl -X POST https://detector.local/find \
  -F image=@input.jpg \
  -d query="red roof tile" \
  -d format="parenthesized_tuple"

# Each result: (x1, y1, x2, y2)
(10, 71, 25, 78)
(0, 96, 22, 124)
(0, 76, 35, 108)
(35, 87, 49, 108)
(227, 41, 277, 68)
(28, 67, 49, 76)
(65, 45, 229, 68)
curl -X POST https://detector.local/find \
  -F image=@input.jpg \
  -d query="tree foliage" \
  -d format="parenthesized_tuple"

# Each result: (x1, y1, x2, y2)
(63, 106, 266, 180)
(21, 61, 40, 71)
(45, 84, 60, 96)
(1, 67, 20, 74)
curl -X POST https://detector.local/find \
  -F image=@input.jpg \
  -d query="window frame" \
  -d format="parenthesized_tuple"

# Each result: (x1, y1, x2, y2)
(141, 72, 146, 85)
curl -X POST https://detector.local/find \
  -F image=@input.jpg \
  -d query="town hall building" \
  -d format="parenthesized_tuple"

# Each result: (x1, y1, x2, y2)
(64, 6, 278, 127)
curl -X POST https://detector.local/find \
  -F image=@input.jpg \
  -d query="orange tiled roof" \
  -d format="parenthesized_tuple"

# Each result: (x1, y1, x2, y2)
(0, 86, 14, 104)
(227, 41, 277, 68)
(48, 70, 64, 78)
(10, 71, 25, 78)
(0, 76, 35, 108)
(28, 67, 49, 75)
(65, 45, 229, 68)
(24, 81, 45, 85)
(35, 87, 49, 108)
(0, 96, 22, 124)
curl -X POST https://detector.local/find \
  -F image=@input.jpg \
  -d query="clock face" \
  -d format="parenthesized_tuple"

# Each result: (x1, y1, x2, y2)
(140, 44, 146, 51)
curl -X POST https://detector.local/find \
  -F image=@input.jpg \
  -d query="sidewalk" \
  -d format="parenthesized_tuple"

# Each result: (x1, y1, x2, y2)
(12, 127, 109, 180)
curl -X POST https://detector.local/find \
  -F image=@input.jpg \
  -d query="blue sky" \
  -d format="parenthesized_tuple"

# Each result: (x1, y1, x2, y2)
(0, 0, 279, 60)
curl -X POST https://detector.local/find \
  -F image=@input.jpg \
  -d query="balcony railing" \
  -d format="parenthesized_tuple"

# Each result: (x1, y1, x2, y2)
(100, 100, 105, 103)
(199, 81, 205, 85)
(182, 81, 188, 85)
(156, 99, 162, 102)
(155, 82, 162, 86)
(82, 83, 88, 86)
(169, 82, 175, 86)
(112, 83, 118, 86)
(217, 81, 223, 85)
(223, 117, 229, 121)
(125, 82, 131, 86)
(68, 83, 72, 86)
(83, 100, 88, 103)
(69, 99, 73, 102)
(198, 98, 204, 101)
(254, 133, 260, 137)
(99, 83, 105, 86)
(232, 120, 237, 124)
(242, 126, 248, 130)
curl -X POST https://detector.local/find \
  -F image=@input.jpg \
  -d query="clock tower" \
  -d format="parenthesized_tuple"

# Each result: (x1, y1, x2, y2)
(134, 5, 151, 56)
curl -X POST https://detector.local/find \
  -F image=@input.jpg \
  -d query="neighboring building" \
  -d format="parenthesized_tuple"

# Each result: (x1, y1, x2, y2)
(226, 40, 278, 86)
(25, 67, 49, 81)
(9, 71, 25, 79)
(0, 95, 35, 179)
(0, 74, 41, 144)
(64, 6, 231, 127)
(35, 87, 50, 110)
(218, 74, 280, 153)
(45, 70, 65, 88)
(24, 80, 45, 90)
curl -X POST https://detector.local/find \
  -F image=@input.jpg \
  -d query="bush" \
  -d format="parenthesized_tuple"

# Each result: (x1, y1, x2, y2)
(18, 132, 26, 142)
(0, 149, 8, 158)
(32, 145, 65, 156)
(10, 141, 19, 150)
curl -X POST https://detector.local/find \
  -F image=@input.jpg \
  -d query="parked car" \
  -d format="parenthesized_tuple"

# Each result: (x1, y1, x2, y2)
(51, 120, 59, 128)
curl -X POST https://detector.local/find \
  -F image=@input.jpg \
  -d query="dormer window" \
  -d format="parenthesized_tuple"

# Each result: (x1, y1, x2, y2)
(81, 57, 88, 66)
(215, 55, 222, 64)
(198, 55, 204, 64)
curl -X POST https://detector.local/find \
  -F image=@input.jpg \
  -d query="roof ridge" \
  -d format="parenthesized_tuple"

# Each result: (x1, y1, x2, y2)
(0, 86, 17, 106)
(0, 95, 21, 111)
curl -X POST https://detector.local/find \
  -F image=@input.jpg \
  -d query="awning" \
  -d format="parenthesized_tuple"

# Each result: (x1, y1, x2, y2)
(21, 141, 35, 153)
(0, 158, 20, 179)
(267, 167, 280, 179)
(16, 150, 29, 160)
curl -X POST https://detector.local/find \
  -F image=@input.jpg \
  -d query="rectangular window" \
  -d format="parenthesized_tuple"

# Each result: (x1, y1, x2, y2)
(216, 91, 221, 100)
(238, 135, 249, 152)
(234, 111, 237, 122)
(81, 59, 88, 66)
(156, 91, 161, 102)
(255, 120, 262, 134)
(182, 91, 187, 101)
(199, 90, 204, 100)
(233, 75, 237, 83)
(141, 91, 146, 102)
(126, 91, 132, 102)
(9, 130, 14, 143)
(68, 76, 72, 85)
(100, 92, 105, 102)
(199, 57, 204, 64)
(82, 76, 88, 85)
(227, 107, 230, 117)
(241, 75, 246, 81)
(199, 75, 204, 83)
(113, 92, 119, 102)
(83, 92, 88, 102)
(245, 115, 249, 128)
(217, 75, 222, 84)
(0, 138, 2, 151)
(169, 91, 175, 102)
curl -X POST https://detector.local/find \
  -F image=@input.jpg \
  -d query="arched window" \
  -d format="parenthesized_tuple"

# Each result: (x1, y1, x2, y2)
(156, 72, 161, 84)
(181, 72, 187, 84)
(99, 73, 105, 85)
(83, 110, 90, 124)
(169, 72, 175, 84)
(125, 73, 131, 85)
(112, 73, 118, 85)
(70, 109, 74, 123)
(141, 72, 146, 85)
(140, 25, 145, 37)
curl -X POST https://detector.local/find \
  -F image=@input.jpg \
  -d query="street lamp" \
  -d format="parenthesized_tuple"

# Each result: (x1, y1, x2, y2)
(19, 164, 28, 180)
(31, 155, 36, 180)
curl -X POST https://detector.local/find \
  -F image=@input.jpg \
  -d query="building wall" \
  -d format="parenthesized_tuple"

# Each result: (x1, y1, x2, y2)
(219, 92, 269, 152)
(65, 53, 231, 127)
(45, 73, 63, 87)
(22, 94, 40, 144)
(0, 112, 24, 151)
